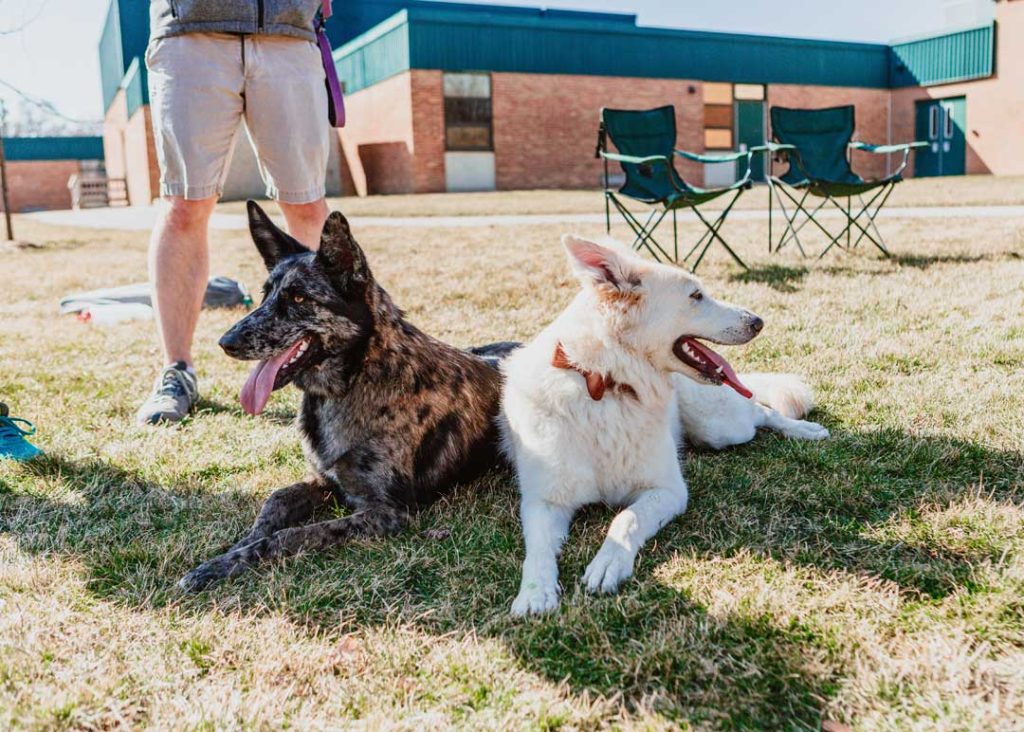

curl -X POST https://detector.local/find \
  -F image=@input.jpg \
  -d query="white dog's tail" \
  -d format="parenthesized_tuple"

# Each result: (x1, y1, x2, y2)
(742, 373, 815, 419)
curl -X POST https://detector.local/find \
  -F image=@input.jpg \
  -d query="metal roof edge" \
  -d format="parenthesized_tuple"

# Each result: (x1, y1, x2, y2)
(333, 9, 410, 62)
(402, 5, 890, 53)
(890, 22, 993, 46)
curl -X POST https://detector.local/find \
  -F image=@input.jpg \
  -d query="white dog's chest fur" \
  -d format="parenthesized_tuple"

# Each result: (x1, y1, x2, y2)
(500, 337, 683, 509)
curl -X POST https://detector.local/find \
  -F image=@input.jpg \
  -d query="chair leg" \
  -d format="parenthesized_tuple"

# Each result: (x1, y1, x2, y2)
(771, 183, 814, 258)
(673, 209, 678, 262)
(608, 194, 675, 263)
(632, 208, 675, 262)
(823, 185, 893, 258)
(846, 197, 852, 250)
(689, 190, 748, 272)
(785, 193, 827, 256)
(849, 184, 894, 255)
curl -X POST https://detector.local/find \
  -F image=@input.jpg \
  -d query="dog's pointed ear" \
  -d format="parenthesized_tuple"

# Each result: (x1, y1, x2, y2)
(316, 210, 369, 284)
(562, 235, 639, 290)
(247, 200, 310, 271)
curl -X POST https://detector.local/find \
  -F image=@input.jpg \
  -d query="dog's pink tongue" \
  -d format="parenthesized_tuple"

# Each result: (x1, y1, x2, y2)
(682, 337, 754, 399)
(240, 343, 300, 416)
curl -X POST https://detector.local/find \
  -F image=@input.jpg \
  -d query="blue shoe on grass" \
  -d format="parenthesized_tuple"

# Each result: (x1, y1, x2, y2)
(0, 403, 43, 461)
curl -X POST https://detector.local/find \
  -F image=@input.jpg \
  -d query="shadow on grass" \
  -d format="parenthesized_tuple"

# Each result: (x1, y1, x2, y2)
(730, 264, 809, 293)
(193, 397, 296, 426)
(2, 422, 1021, 726)
(892, 253, 989, 269)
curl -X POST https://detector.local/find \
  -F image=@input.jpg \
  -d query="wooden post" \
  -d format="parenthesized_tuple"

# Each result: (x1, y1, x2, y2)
(0, 101, 13, 241)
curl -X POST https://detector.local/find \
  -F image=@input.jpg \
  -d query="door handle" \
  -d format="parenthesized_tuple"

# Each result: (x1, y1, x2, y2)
(932, 142, 939, 152)
(943, 141, 951, 153)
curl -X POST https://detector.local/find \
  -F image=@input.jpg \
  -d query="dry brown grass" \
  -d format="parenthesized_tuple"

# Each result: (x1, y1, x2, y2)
(213, 174, 1024, 218)
(1, 181, 1023, 730)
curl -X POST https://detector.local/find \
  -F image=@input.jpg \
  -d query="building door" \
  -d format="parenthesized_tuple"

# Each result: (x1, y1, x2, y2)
(915, 97, 966, 177)
(735, 100, 765, 181)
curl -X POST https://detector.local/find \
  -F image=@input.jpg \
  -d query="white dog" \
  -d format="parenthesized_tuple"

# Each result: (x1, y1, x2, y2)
(501, 236, 827, 616)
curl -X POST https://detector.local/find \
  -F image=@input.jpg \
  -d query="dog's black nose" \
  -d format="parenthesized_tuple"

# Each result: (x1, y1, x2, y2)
(218, 331, 241, 356)
(750, 316, 764, 333)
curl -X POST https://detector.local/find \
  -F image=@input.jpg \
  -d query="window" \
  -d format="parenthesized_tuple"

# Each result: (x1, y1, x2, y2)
(702, 82, 766, 151)
(703, 83, 734, 150)
(734, 84, 765, 101)
(444, 73, 492, 152)
(704, 128, 733, 149)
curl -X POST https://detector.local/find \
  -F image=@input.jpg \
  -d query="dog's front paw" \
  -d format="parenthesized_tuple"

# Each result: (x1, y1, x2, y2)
(177, 557, 233, 593)
(583, 544, 634, 594)
(788, 420, 829, 441)
(511, 583, 560, 617)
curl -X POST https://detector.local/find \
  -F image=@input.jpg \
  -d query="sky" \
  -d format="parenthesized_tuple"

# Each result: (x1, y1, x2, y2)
(0, 0, 993, 128)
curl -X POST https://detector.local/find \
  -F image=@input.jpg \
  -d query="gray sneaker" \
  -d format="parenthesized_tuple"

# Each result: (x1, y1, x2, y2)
(136, 362, 199, 425)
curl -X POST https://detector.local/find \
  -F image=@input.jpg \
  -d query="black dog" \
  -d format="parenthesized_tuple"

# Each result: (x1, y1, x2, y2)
(178, 202, 517, 591)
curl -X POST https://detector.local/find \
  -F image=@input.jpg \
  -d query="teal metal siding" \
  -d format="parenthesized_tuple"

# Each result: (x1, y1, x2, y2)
(122, 57, 148, 117)
(4, 137, 105, 162)
(890, 24, 994, 87)
(406, 8, 890, 88)
(99, 0, 152, 113)
(99, 1, 124, 112)
(333, 0, 634, 48)
(334, 7, 891, 92)
(333, 13, 411, 94)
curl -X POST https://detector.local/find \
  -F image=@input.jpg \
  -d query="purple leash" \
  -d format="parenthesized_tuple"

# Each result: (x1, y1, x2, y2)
(317, 0, 345, 127)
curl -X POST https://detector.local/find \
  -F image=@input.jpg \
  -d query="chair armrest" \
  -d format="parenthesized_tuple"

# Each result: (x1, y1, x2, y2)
(599, 151, 672, 167)
(674, 149, 750, 164)
(849, 141, 928, 154)
(754, 142, 797, 153)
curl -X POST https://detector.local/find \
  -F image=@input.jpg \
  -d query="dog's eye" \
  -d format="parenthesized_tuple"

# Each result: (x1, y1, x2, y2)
(690, 291, 703, 301)
(292, 295, 305, 304)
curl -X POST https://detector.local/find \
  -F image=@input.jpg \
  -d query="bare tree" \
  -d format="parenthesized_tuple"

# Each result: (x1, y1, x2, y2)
(0, 0, 51, 36)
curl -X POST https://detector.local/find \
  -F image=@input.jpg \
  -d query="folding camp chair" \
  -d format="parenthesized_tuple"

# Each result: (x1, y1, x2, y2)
(597, 105, 754, 272)
(766, 105, 926, 259)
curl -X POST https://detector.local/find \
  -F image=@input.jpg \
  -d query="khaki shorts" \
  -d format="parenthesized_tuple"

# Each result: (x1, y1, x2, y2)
(146, 32, 329, 203)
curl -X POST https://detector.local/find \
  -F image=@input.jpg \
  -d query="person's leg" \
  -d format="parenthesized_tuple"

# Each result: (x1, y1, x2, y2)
(277, 198, 329, 250)
(243, 35, 331, 246)
(149, 195, 218, 367)
(139, 33, 245, 424)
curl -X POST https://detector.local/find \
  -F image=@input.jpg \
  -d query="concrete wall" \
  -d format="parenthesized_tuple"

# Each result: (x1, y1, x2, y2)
(890, 0, 1024, 176)
(103, 89, 158, 205)
(3, 160, 83, 212)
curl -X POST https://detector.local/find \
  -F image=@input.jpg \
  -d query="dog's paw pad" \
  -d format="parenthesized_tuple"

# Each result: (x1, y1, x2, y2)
(511, 585, 560, 617)
(583, 547, 634, 594)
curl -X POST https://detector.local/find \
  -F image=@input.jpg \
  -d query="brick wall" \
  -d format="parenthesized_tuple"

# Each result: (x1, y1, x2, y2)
(409, 70, 447, 193)
(492, 73, 704, 189)
(340, 70, 705, 194)
(337, 72, 416, 195)
(3, 160, 82, 212)
(337, 70, 448, 195)
(890, 0, 1024, 176)
(767, 85, 893, 179)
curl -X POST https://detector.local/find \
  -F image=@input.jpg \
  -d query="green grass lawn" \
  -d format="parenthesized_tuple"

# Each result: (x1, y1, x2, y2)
(1, 183, 1023, 730)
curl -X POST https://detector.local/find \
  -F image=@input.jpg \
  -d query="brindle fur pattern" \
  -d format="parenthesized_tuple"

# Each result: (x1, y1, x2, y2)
(178, 202, 509, 592)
